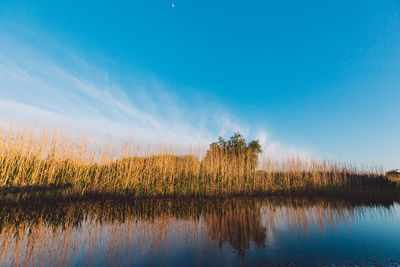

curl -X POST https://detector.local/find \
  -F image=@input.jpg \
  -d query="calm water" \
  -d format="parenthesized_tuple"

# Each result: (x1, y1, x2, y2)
(1, 197, 400, 266)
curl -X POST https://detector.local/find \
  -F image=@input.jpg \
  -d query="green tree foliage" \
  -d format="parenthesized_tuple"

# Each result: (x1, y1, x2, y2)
(204, 132, 262, 169)
(387, 169, 400, 174)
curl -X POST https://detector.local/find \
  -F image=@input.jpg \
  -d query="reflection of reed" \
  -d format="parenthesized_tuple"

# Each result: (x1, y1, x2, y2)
(0, 216, 203, 266)
(0, 197, 397, 265)
(262, 197, 395, 235)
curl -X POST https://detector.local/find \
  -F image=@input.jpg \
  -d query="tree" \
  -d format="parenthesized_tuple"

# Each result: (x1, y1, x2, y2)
(204, 132, 262, 169)
(387, 169, 400, 177)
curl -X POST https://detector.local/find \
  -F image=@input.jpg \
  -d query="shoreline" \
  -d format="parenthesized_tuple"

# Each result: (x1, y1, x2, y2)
(1, 185, 399, 204)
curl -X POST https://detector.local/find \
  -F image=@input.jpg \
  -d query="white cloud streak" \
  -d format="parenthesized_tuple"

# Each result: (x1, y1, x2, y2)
(0, 37, 308, 158)
(0, 40, 246, 150)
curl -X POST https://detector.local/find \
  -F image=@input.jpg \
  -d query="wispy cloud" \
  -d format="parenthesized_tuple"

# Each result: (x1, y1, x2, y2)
(0, 35, 310, 158)
(0, 38, 247, 149)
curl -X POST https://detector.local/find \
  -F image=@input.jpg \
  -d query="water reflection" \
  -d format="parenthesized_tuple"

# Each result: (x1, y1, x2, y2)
(0, 196, 399, 266)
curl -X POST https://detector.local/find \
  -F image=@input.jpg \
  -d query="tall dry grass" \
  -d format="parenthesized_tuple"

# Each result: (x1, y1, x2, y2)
(0, 124, 393, 199)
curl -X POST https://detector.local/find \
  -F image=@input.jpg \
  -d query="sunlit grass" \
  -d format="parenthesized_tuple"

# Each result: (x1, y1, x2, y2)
(0, 124, 395, 200)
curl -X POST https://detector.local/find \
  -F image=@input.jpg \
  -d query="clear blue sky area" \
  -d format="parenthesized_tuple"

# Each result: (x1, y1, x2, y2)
(0, 0, 399, 168)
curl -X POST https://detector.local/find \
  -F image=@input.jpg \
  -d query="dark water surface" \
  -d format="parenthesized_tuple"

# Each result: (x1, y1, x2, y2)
(1, 196, 400, 266)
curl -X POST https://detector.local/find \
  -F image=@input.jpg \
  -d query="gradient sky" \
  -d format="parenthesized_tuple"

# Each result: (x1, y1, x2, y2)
(0, 0, 399, 168)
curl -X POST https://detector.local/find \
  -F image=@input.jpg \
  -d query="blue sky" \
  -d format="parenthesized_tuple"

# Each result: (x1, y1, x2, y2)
(0, 0, 399, 168)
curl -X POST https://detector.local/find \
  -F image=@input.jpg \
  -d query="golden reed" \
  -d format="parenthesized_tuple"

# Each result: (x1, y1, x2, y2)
(0, 124, 393, 199)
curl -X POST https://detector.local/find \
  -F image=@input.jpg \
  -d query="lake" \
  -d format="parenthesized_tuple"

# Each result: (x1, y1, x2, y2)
(1, 196, 399, 266)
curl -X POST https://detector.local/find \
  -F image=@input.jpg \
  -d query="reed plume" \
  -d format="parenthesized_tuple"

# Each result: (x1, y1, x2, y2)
(0, 124, 394, 200)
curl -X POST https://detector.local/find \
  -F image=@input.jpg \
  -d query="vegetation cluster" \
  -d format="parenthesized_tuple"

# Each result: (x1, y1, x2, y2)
(387, 169, 400, 183)
(0, 126, 397, 201)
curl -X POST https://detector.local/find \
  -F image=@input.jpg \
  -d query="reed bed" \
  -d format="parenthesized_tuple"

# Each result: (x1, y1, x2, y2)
(0, 125, 394, 200)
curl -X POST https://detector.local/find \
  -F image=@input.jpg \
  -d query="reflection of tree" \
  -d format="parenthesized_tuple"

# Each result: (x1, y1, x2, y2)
(0, 196, 398, 265)
(202, 198, 266, 257)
